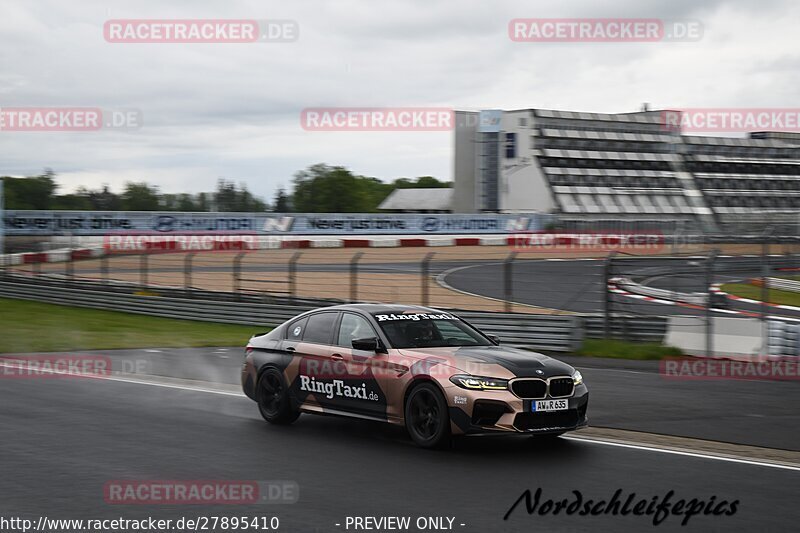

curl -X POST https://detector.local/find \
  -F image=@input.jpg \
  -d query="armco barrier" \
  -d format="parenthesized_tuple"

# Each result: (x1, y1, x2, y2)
(584, 315, 668, 343)
(455, 311, 583, 352)
(766, 277, 800, 293)
(0, 276, 582, 352)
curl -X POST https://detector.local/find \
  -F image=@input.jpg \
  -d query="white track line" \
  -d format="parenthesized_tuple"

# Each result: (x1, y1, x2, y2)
(565, 435, 800, 473)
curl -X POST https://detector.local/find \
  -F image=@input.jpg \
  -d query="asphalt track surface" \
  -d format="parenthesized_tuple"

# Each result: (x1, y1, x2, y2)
(442, 256, 800, 318)
(2, 348, 798, 532)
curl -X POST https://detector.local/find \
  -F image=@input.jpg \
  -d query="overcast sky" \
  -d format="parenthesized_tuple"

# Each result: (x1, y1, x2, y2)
(1, 0, 797, 201)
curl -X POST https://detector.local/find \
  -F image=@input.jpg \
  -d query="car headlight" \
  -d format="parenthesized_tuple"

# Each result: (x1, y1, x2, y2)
(450, 375, 508, 391)
(572, 370, 583, 386)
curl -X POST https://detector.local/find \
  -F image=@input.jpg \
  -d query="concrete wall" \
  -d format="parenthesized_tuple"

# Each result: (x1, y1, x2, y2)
(452, 111, 479, 213)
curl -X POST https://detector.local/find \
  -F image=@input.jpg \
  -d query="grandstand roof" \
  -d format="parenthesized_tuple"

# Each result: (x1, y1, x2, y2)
(378, 188, 453, 212)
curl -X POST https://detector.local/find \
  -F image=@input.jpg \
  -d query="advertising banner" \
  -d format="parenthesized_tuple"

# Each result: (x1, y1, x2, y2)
(2, 211, 547, 236)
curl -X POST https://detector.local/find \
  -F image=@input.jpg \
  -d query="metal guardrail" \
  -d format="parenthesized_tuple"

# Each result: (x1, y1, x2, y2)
(455, 311, 583, 352)
(0, 278, 318, 327)
(766, 277, 800, 293)
(611, 276, 708, 305)
(584, 315, 668, 343)
(0, 275, 584, 352)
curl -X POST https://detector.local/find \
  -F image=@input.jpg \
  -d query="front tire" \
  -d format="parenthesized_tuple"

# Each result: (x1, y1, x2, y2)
(257, 368, 300, 425)
(404, 382, 451, 449)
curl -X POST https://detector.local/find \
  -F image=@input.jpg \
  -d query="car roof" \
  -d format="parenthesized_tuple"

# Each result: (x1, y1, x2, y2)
(315, 303, 447, 316)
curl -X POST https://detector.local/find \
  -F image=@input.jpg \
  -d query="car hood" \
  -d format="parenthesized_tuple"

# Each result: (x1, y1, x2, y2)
(397, 345, 575, 379)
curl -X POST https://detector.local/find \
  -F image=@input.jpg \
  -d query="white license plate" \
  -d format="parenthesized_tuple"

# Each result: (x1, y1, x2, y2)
(531, 399, 568, 412)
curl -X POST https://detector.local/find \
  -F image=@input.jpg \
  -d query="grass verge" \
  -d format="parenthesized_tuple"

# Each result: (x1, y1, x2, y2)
(0, 298, 266, 353)
(720, 282, 800, 307)
(575, 338, 683, 360)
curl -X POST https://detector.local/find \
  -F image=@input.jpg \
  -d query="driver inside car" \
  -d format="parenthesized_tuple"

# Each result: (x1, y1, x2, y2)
(405, 320, 442, 347)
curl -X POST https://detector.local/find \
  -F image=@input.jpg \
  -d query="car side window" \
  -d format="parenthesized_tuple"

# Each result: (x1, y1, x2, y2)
(337, 313, 377, 347)
(302, 312, 338, 345)
(286, 317, 308, 341)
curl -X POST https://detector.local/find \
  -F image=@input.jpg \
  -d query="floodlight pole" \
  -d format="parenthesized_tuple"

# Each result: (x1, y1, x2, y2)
(0, 178, 4, 259)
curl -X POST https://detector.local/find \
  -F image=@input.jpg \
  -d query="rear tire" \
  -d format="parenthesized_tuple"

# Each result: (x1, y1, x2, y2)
(404, 382, 451, 449)
(257, 368, 300, 425)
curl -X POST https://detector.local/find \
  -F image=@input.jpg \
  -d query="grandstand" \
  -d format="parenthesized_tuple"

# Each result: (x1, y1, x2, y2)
(453, 108, 800, 232)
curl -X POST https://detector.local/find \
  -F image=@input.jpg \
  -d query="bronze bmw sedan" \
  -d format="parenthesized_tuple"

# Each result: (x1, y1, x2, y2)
(242, 304, 588, 448)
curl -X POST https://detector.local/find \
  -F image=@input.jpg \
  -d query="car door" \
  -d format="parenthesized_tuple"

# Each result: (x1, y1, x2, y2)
(289, 311, 340, 410)
(331, 312, 399, 420)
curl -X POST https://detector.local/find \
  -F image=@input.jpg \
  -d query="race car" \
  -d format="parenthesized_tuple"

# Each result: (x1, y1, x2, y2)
(241, 304, 588, 448)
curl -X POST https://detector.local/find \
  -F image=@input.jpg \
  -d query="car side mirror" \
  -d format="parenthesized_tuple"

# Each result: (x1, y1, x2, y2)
(487, 334, 501, 344)
(352, 337, 382, 352)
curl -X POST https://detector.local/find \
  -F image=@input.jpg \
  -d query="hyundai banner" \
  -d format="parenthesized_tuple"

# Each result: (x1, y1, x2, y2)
(2, 211, 547, 236)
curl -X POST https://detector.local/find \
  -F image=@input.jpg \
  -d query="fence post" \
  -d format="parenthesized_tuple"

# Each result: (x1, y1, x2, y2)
(140, 253, 148, 289)
(233, 252, 245, 300)
(603, 251, 617, 338)
(761, 229, 772, 325)
(184, 252, 196, 296)
(760, 230, 773, 358)
(101, 253, 109, 285)
(421, 252, 434, 307)
(705, 249, 718, 358)
(288, 251, 301, 303)
(65, 252, 74, 281)
(504, 252, 517, 313)
(350, 251, 364, 303)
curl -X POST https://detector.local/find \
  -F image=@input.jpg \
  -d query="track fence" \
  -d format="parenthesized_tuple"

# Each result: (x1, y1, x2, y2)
(4, 236, 800, 355)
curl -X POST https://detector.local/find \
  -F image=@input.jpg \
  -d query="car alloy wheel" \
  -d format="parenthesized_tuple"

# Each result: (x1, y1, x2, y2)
(405, 383, 450, 449)
(257, 368, 300, 425)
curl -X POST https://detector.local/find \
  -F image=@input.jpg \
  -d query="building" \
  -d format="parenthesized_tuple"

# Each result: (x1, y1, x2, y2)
(377, 188, 452, 212)
(453, 108, 800, 231)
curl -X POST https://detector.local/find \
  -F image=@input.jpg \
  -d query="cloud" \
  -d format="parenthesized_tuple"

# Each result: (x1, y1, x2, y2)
(0, 0, 796, 198)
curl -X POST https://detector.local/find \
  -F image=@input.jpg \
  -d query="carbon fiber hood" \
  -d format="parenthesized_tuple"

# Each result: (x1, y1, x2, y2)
(398, 345, 575, 378)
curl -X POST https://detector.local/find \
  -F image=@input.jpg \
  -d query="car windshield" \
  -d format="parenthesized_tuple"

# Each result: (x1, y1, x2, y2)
(373, 313, 493, 348)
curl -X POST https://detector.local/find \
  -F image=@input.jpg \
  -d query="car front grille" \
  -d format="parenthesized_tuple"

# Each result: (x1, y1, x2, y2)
(510, 376, 574, 399)
(548, 378, 574, 398)
(510, 379, 547, 399)
(513, 410, 580, 431)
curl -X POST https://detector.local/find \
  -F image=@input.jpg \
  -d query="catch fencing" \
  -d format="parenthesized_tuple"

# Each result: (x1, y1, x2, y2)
(5, 234, 800, 356)
(0, 274, 583, 352)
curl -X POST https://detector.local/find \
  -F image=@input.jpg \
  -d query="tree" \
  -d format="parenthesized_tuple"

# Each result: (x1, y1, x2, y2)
(196, 192, 209, 212)
(87, 185, 122, 210)
(52, 193, 92, 210)
(177, 194, 199, 212)
(121, 182, 160, 211)
(214, 179, 267, 212)
(287, 164, 451, 213)
(273, 188, 291, 212)
(291, 164, 372, 213)
(2, 170, 58, 209)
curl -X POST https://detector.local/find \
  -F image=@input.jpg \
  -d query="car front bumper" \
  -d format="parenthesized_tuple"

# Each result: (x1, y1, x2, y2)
(445, 383, 589, 435)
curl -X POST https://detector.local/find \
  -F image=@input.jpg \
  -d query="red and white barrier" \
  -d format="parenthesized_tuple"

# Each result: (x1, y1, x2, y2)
(2, 232, 664, 264)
